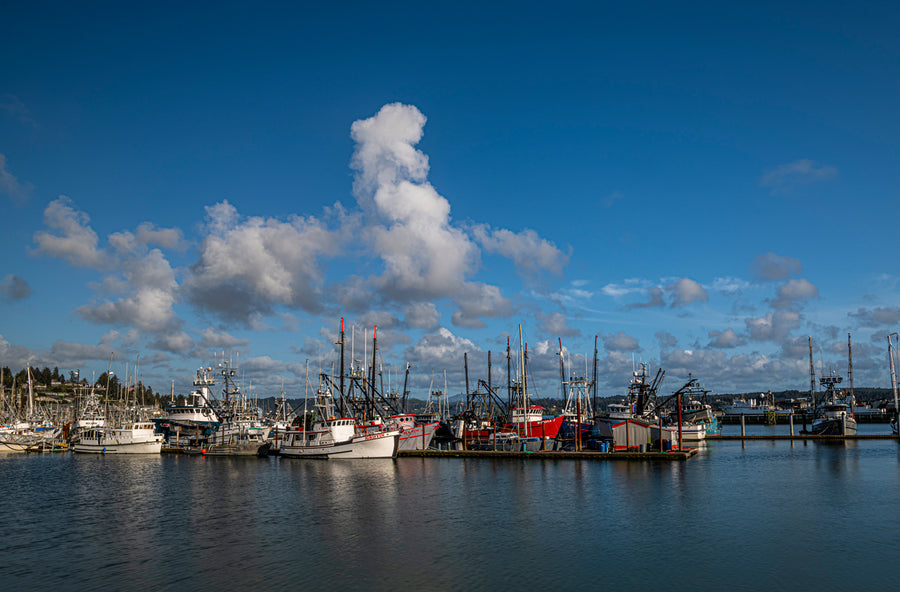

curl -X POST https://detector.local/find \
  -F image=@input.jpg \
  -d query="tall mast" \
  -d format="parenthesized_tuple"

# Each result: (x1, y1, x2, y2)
(464, 352, 470, 397)
(487, 351, 492, 393)
(506, 337, 512, 410)
(338, 318, 345, 402)
(847, 333, 855, 404)
(558, 338, 566, 405)
(519, 325, 528, 437)
(370, 325, 378, 417)
(26, 364, 34, 418)
(808, 337, 816, 410)
(401, 362, 410, 413)
(592, 335, 599, 416)
(889, 333, 899, 425)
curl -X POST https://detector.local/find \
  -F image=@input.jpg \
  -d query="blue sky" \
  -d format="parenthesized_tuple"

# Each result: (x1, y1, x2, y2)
(2, 1, 899, 400)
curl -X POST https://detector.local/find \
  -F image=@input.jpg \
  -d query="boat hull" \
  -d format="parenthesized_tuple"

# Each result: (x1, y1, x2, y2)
(73, 440, 163, 454)
(810, 417, 858, 436)
(280, 430, 399, 459)
(398, 422, 440, 451)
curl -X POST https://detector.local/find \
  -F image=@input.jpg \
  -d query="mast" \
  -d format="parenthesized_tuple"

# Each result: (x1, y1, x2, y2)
(338, 318, 345, 405)
(464, 352, 470, 398)
(370, 325, 378, 418)
(808, 337, 816, 410)
(506, 337, 512, 410)
(26, 364, 34, 418)
(519, 325, 528, 436)
(558, 338, 566, 405)
(889, 333, 899, 426)
(592, 335, 599, 416)
(401, 362, 410, 413)
(487, 350, 492, 393)
(848, 333, 855, 406)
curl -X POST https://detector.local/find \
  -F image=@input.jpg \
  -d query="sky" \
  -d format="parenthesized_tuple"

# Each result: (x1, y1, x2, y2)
(2, 1, 899, 401)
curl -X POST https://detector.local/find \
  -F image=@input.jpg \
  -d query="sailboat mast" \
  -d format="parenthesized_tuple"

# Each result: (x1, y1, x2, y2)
(26, 364, 33, 418)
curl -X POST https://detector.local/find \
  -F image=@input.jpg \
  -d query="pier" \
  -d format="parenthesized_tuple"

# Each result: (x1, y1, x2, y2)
(397, 448, 696, 461)
(708, 434, 897, 441)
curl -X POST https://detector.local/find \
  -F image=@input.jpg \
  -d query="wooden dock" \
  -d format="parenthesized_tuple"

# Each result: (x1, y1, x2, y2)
(707, 434, 898, 441)
(398, 448, 696, 461)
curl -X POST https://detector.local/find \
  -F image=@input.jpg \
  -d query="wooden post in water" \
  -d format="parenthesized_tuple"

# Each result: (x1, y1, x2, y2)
(789, 413, 794, 436)
(741, 413, 746, 437)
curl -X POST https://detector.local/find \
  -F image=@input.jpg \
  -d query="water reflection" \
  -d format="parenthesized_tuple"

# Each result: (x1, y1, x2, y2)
(2, 442, 900, 590)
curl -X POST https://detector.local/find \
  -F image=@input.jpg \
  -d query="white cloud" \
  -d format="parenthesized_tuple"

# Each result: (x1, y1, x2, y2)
(450, 283, 514, 329)
(602, 278, 649, 297)
(0, 153, 34, 204)
(667, 278, 709, 308)
(183, 200, 339, 321)
(537, 311, 580, 337)
(403, 302, 440, 330)
(148, 331, 195, 353)
(760, 159, 837, 193)
(625, 286, 665, 309)
(198, 328, 250, 349)
(77, 249, 179, 332)
(711, 276, 750, 295)
(745, 310, 802, 342)
(472, 224, 569, 278)
(848, 306, 900, 327)
(33, 196, 107, 268)
(708, 328, 747, 349)
(351, 104, 479, 302)
(752, 252, 802, 281)
(405, 327, 480, 370)
(771, 278, 819, 309)
(0, 274, 31, 300)
(601, 331, 641, 352)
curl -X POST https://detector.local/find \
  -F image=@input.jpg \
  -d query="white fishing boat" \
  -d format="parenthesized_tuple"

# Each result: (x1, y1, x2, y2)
(72, 421, 163, 454)
(379, 414, 440, 451)
(164, 367, 220, 428)
(280, 386, 399, 459)
(0, 422, 62, 452)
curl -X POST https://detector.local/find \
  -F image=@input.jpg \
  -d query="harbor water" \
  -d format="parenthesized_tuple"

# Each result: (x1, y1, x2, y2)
(2, 423, 898, 591)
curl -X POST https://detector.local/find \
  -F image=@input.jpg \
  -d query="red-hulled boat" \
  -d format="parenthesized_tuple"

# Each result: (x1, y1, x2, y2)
(463, 406, 564, 440)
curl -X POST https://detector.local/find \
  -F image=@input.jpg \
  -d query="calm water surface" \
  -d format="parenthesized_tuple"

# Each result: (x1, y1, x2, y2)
(2, 426, 899, 591)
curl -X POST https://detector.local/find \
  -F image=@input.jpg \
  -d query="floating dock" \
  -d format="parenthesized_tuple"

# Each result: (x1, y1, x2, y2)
(398, 449, 696, 461)
(708, 434, 897, 441)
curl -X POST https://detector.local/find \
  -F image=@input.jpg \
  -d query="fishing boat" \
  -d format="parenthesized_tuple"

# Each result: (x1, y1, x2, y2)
(382, 414, 440, 451)
(806, 370, 856, 436)
(72, 421, 163, 454)
(662, 376, 721, 444)
(279, 385, 399, 459)
(0, 366, 63, 452)
(595, 362, 666, 449)
(557, 337, 597, 447)
(195, 361, 271, 456)
(803, 336, 858, 437)
(164, 367, 220, 429)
